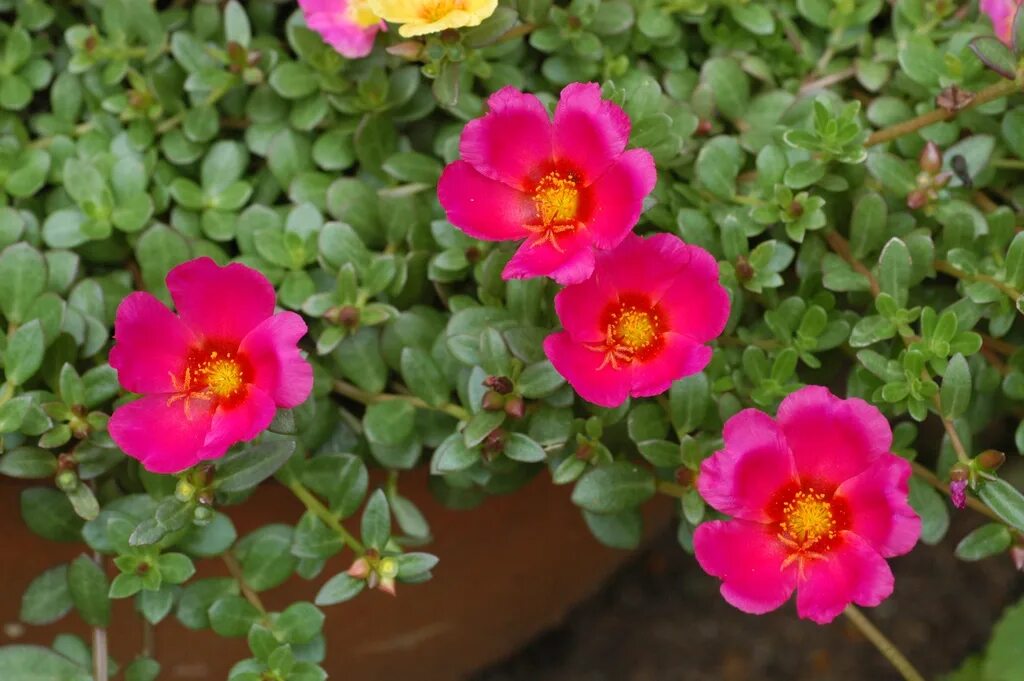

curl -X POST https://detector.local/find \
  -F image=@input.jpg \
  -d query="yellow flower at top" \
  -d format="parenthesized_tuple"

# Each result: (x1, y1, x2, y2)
(368, 0, 497, 37)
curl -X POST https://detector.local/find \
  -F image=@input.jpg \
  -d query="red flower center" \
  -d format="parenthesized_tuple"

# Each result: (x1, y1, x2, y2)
(526, 170, 582, 250)
(586, 294, 665, 370)
(770, 484, 850, 567)
(167, 343, 251, 418)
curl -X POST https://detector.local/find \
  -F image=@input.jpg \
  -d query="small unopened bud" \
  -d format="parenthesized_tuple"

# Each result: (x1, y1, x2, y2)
(378, 557, 399, 579)
(504, 395, 526, 419)
(175, 480, 196, 502)
(919, 141, 943, 174)
(386, 40, 424, 59)
(977, 449, 1006, 471)
(675, 468, 694, 487)
(567, 15, 582, 29)
(575, 443, 594, 461)
(481, 390, 505, 412)
(197, 491, 214, 506)
(1011, 545, 1024, 572)
(193, 505, 214, 526)
(136, 561, 151, 575)
(788, 200, 803, 218)
(695, 119, 713, 136)
(378, 576, 397, 596)
(440, 28, 460, 43)
(465, 246, 481, 263)
(482, 428, 506, 457)
(483, 375, 514, 394)
(326, 305, 360, 327)
(84, 34, 97, 52)
(949, 479, 967, 510)
(735, 256, 754, 282)
(347, 557, 371, 580)
(55, 470, 79, 492)
(906, 189, 929, 210)
(932, 171, 952, 189)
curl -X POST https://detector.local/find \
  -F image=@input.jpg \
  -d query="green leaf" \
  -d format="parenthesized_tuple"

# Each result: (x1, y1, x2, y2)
(702, 58, 749, 119)
(877, 237, 911, 308)
(941, 353, 971, 419)
(396, 552, 438, 579)
(954, 523, 1011, 561)
(208, 594, 261, 637)
(463, 410, 505, 447)
(517, 360, 565, 398)
(0, 243, 46, 323)
(124, 657, 161, 681)
(215, 438, 297, 493)
(67, 555, 110, 627)
(979, 478, 1024, 534)
(363, 400, 416, 447)
(970, 37, 1017, 79)
(583, 509, 642, 549)
(571, 462, 656, 514)
(503, 433, 547, 463)
(236, 525, 297, 591)
(20, 565, 72, 626)
(850, 191, 887, 259)
(21, 487, 83, 542)
(0, 645, 91, 681)
(400, 347, 450, 407)
(669, 373, 710, 433)
(274, 602, 324, 644)
(223, 0, 251, 46)
(382, 152, 442, 185)
(908, 477, 949, 545)
(314, 572, 365, 606)
(984, 597, 1024, 681)
(361, 489, 390, 551)
(0, 447, 57, 478)
(157, 552, 196, 584)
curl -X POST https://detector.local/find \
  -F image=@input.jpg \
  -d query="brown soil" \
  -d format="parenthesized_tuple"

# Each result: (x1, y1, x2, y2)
(475, 513, 1021, 681)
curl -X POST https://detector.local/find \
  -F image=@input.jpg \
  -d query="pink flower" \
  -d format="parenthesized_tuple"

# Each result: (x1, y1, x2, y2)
(299, 0, 386, 59)
(694, 386, 921, 624)
(981, 0, 1023, 44)
(437, 83, 657, 285)
(542, 233, 729, 407)
(108, 258, 313, 474)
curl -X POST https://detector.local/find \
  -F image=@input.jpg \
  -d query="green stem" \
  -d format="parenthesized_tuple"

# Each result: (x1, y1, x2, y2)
(656, 480, 689, 499)
(333, 379, 470, 421)
(992, 158, 1024, 170)
(911, 461, 1002, 523)
(934, 259, 1023, 304)
(222, 552, 269, 620)
(288, 480, 365, 555)
(865, 77, 1020, 147)
(843, 605, 925, 681)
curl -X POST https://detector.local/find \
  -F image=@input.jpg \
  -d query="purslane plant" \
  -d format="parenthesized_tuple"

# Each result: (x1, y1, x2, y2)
(4, 1, 1024, 680)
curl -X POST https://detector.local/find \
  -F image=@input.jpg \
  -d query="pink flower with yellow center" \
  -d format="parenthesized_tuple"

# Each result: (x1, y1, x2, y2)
(694, 386, 921, 624)
(981, 0, 1023, 44)
(299, 0, 386, 59)
(437, 83, 657, 285)
(108, 258, 313, 474)
(542, 233, 729, 407)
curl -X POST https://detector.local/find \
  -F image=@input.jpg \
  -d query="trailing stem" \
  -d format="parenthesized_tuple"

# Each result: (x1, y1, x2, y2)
(843, 605, 926, 681)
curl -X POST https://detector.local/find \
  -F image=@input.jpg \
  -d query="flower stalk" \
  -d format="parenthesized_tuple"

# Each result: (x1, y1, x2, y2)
(843, 605, 925, 681)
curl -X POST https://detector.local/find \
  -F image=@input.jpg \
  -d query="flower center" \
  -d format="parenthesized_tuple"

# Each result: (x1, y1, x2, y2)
(167, 347, 249, 418)
(418, 0, 464, 21)
(780, 490, 836, 546)
(533, 171, 579, 226)
(614, 309, 658, 351)
(198, 357, 245, 398)
(586, 297, 665, 370)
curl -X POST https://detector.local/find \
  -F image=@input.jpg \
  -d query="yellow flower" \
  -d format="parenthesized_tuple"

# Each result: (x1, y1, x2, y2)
(368, 0, 497, 37)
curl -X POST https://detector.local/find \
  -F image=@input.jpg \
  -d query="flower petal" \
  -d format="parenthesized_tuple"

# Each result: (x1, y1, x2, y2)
(108, 394, 213, 474)
(167, 257, 276, 343)
(590, 233, 694, 301)
(239, 312, 314, 408)
(698, 409, 798, 522)
(543, 331, 630, 408)
(552, 82, 631, 184)
(795, 531, 895, 624)
(109, 292, 196, 395)
(437, 161, 532, 241)
(694, 520, 798, 615)
(582, 149, 656, 249)
(459, 86, 552, 190)
(835, 454, 921, 558)
(777, 386, 892, 490)
(196, 385, 277, 462)
(656, 246, 731, 343)
(502, 228, 596, 285)
(629, 333, 712, 399)
(552, 273, 616, 344)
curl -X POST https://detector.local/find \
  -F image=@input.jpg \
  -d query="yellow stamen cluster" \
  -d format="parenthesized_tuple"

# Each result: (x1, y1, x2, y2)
(586, 305, 661, 371)
(526, 172, 580, 252)
(166, 350, 245, 419)
(418, 0, 465, 21)
(199, 356, 245, 398)
(779, 490, 836, 547)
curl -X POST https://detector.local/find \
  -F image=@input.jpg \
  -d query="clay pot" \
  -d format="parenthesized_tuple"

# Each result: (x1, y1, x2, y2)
(1, 472, 672, 680)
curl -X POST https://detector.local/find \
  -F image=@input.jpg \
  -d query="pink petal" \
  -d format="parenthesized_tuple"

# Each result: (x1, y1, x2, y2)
(317, 23, 384, 58)
(108, 394, 213, 474)
(552, 275, 616, 344)
(777, 386, 892, 490)
(503, 228, 596, 285)
(795, 531, 894, 624)
(196, 385, 277, 461)
(459, 86, 553, 190)
(698, 409, 798, 522)
(582, 149, 656, 249)
(629, 333, 712, 398)
(437, 161, 532, 242)
(656, 246, 731, 343)
(552, 82, 631, 185)
(543, 331, 630, 408)
(109, 292, 196, 395)
(590, 233, 696, 301)
(835, 454, 921, 558)
(693, 520, 798, 615)
(238, 312, 314, 408)
(981, 0, 1018, 42)
(167, 257, 276, 343)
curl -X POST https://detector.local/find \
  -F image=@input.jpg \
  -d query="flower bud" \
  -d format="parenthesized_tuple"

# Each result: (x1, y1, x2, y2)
(347, 557, 371, 580)
(695, 119, 713, 137)
(735, 256, 754, 282)
(949, 479, 967, 510)
(193, 505, 214, 526)
(906, 189, 929, 210)
(919, 141, 943, 175)
(481, 390, 505, 412)
(976, 449, 1006, 471)
(574, 442, 594, 461)
(55, 470, 79, 492)
(378, 576, 397, 596)
(482, 428, 505, 457)
(788, 200, 804, 218)
(483, 375, 514, 394)
(175, 479, 196, 502)
(504, 395, 526, 419)
(1011, 545, 1024, 572)
(378, 557, 399, 579)
(386, 40, 424, 60)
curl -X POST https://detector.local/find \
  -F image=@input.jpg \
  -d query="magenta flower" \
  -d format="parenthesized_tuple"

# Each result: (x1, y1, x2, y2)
(437, 83, 657, 285)
(108, 258, 313, 474)
(298, 0, 386, 59)
(542, 233, 729, 407)
(981, 0, 1022, 44)
(694, 386, 921, 624)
